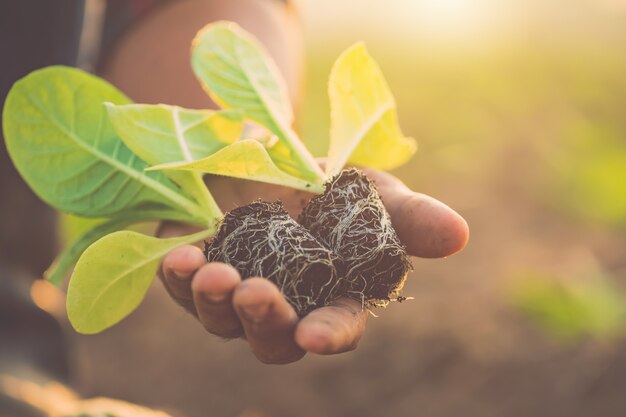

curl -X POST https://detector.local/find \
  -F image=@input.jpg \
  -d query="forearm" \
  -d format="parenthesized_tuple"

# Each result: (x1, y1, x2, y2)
(100, 0, 304, 109)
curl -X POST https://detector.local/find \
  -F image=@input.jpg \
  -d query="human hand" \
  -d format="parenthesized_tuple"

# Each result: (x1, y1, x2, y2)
(158, 169, 469, 364)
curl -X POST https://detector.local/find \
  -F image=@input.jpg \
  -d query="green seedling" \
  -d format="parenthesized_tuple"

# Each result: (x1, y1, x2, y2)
(511, 271, 626, 341)
(3, 21, 416, 333)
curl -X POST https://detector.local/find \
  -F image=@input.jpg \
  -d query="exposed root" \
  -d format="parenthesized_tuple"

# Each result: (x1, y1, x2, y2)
(206, 201, 342, 316)
(299, 168, 413, 303)
(365, 295, 414, 316)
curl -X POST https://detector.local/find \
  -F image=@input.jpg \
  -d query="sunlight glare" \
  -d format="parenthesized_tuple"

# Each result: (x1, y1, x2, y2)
(297, 0, 518, 46)
(400, 0, 505, 42)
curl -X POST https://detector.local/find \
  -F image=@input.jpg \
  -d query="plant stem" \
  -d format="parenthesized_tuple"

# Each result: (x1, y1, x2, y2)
(190, 173, 223, 219)
(280, 126, 327, 185)
(170, 105, 224, 223)
(201, 189, 224, 227)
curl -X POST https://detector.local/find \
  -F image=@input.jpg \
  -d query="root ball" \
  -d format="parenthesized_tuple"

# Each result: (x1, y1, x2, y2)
(206, 201, 341, 316)
(299, 169, 412, 302)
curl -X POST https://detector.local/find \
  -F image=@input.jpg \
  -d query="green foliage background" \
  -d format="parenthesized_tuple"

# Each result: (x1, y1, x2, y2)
(298, 3, 626, 340)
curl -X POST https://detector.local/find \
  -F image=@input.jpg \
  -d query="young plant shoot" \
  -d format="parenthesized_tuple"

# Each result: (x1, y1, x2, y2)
(2, 21, 416, 334)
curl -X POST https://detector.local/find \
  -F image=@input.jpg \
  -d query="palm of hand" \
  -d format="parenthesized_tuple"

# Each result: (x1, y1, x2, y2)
(159, 169, 469, 364)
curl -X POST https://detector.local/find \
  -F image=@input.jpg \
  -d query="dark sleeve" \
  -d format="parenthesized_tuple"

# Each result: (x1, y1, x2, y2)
(0, 0, 84, 277)
(0, 1, 83, 391)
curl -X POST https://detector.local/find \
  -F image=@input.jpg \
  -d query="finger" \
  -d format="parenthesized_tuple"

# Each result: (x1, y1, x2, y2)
(233, 278, 305, 364)
(365, 169, 469, 258)
(160, 245, 206, 313)
(295, 298, 368, 355)
(191, 263, 243, 338)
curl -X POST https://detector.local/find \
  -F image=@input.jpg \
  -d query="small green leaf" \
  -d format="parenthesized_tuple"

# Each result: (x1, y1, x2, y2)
(326, 43, 417, 175)
(58, 214, 108, 248)
(106, 103, 243, 215)
(264, 137, 312, 179)
(148, 140, 323, 193)
(67, 229, 214, 334)
(191, 21, 324, 184)
(47, 209, 194, 287)
(2, 66, 205, 223)
(246, 133, 311, 180)
(48, 218, 132, 288)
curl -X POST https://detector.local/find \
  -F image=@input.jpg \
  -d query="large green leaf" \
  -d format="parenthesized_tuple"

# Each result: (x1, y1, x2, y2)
(106, 104, 243, 162)
(2, 66, 205, 223)
(326, 43, 417, 176)
(67, 228, 214, 334)
(148, 140, 324, 193)
(191, 21, 324, 184)
(106, 103, 243, 214)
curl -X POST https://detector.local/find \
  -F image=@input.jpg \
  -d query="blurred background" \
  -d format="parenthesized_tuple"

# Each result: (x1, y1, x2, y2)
(3, 0, 626, 416)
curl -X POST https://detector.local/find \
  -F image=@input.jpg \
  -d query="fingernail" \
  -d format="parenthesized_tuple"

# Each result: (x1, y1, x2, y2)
(167, 267, 182, 279)
(241, 302, 270, 322)
(204, 292, 228, 304)
(172, 269, 187, 280)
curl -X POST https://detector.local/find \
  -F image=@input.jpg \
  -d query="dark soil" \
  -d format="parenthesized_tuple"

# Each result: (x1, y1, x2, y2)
(206, 170, 411, 315)
(205, 201, 341, 316)
(299, 169, 412, 303)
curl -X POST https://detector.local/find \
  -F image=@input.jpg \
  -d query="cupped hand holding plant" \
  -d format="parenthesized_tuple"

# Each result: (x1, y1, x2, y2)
(159, 172, 467, 364)
(3, 21, 468, 364)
